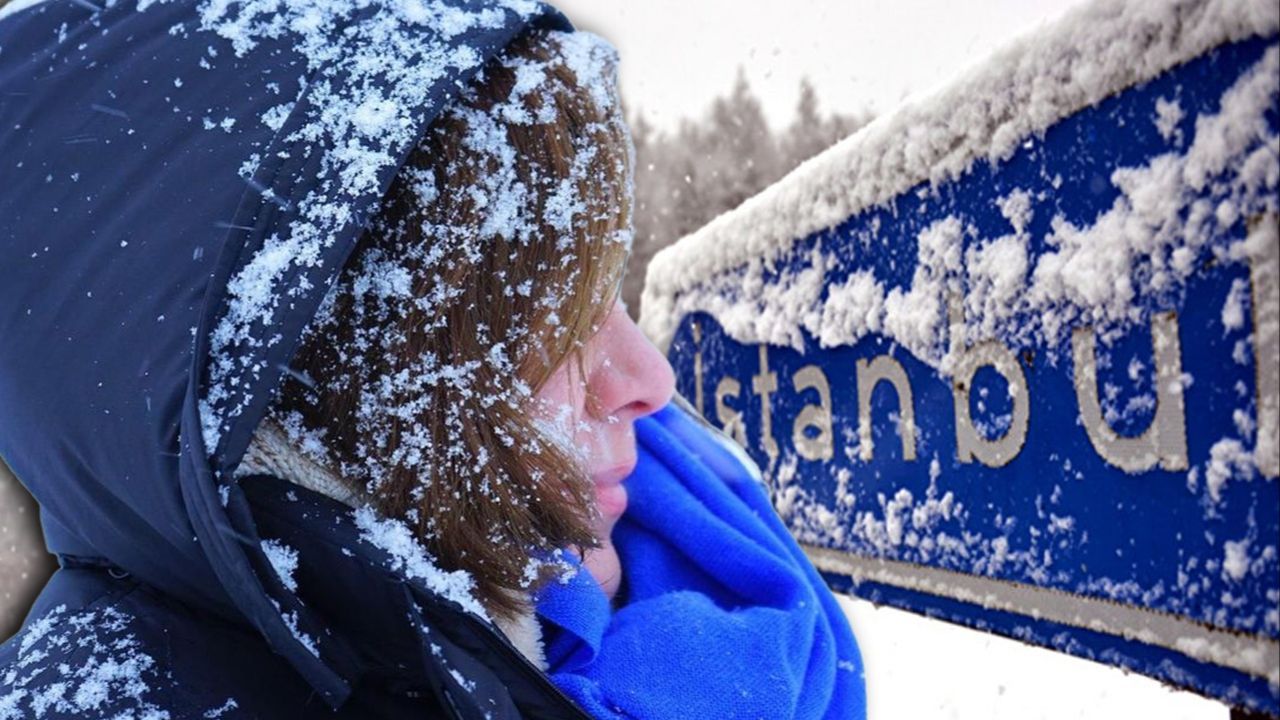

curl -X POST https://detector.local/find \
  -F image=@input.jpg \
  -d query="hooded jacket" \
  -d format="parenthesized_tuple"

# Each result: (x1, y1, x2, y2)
(0, 0, 869, 716)
(0, 0, 596, 716)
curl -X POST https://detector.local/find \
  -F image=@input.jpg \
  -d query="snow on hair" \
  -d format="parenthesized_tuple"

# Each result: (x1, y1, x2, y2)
(265, 28, 633, 619)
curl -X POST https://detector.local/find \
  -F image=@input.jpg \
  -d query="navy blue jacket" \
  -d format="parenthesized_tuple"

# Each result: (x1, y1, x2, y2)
(0, 0, 592, 716)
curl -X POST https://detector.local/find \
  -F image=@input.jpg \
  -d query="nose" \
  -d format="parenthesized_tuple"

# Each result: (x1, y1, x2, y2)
(587, 303, 676, 423)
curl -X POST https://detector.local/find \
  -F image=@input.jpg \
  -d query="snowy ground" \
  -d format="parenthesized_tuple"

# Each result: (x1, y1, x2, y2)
(839, 594, 1231, 719)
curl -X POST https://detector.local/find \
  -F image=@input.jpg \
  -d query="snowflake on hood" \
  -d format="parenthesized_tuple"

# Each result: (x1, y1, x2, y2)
(183, 0, 549, 457)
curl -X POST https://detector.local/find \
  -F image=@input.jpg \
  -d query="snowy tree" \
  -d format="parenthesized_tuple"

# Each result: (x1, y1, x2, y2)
(781, 76, 876, 174)
(785, 76, 828, 166)
(623, 72, 872, 317)
(705, 69, 783, 211)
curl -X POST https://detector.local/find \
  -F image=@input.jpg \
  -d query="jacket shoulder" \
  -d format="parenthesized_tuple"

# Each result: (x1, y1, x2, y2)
(0, 568, 319, 719)
(0, 579, 184, 718)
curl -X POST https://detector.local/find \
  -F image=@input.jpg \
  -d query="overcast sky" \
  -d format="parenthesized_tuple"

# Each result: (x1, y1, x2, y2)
(553, 0, 1089, 132)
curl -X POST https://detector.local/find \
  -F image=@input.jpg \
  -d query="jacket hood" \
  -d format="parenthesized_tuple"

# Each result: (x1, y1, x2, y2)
(0, 0, 574, 708)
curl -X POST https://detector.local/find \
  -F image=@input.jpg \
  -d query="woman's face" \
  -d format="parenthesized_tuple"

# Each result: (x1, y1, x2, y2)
(533, 300, 675, 600)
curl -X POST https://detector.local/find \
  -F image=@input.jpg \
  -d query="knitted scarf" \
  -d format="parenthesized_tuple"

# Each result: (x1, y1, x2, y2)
(536, 401, 867, 720)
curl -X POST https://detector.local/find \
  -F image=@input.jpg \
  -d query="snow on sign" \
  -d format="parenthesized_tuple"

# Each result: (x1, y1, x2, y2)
(640, 0, 1279, 714)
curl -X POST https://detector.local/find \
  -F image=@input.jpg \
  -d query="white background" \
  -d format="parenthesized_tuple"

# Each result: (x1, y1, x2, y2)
(558, 0, 1086, 132)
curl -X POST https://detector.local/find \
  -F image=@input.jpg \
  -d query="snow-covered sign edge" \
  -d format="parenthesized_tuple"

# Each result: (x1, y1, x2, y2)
(638, 0, 1280, 351)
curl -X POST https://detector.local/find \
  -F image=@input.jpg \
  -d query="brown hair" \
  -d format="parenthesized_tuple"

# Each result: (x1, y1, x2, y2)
(266, 29, 633, 619)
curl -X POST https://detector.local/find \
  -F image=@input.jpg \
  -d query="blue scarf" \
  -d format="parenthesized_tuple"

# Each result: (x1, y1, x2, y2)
(536, 402, 866, 719)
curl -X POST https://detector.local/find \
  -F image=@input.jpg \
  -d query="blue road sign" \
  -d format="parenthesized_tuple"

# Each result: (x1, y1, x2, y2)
(651, 25, 1280, 715)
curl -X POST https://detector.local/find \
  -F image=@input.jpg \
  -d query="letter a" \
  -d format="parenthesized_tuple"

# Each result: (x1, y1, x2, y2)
(856, 356, 917, 461)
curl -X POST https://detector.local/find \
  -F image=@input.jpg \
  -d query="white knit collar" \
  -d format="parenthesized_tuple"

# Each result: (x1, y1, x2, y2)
(235, 417, 548, 670)
(235, 417, 366, 507)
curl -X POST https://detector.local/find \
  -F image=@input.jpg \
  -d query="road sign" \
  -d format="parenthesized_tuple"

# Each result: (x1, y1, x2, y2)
(642, 2, 1279, 713)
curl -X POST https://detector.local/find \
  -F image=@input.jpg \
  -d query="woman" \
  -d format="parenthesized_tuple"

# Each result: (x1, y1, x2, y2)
(0, 0, 864, 717)
(244, 27, 673, 624)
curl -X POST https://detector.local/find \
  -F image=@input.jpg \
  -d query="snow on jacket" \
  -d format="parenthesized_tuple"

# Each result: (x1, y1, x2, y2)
(0, 0, 595, 716)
